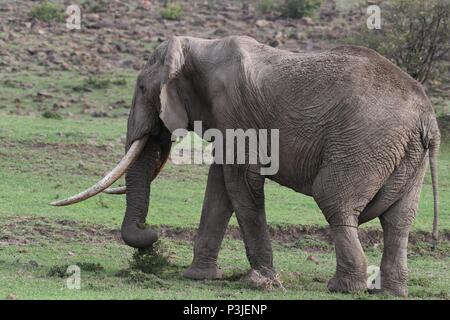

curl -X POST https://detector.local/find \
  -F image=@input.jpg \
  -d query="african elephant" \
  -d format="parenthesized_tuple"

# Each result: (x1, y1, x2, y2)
(52, 36, 440, 297)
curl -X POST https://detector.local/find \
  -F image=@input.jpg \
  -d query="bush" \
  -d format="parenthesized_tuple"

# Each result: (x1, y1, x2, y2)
(161, 2, 184, 20)
(47, 262, 104, 277)
(28, 1, 65, 22)
(81, 0, 110, 13)
(348, 0, 450, 84)
(281, 0, 323, 18)
(42, 110, 62, 120)
(84, 76, 111, 89)
(256, 0, 278, 14)
(128, 241, 171, 275)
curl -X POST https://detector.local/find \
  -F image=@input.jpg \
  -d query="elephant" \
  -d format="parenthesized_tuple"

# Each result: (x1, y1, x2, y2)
(51, 36, 440, 297)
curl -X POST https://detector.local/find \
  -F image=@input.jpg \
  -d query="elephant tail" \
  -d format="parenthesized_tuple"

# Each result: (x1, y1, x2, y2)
(421, 116, 441, 248)
(429, 139, 440, 248)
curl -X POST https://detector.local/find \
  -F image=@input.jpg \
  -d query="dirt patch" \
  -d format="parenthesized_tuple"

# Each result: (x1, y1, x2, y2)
(0, 216, 121, 246)
(2, 216, 449, 256)
(0, 140, 117, 160)
(0, 139, 122, 175)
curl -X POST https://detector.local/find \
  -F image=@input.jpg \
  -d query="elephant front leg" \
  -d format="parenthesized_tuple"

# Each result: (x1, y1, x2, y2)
(222, 164, 275, 280)
(183, 164, 233, 280)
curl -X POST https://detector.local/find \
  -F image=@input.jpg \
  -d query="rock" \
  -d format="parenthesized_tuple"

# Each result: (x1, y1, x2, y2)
(14, 98, 21, 109)
(307, 255, 319, 264)
(28, 260, 39, 268)
(6, 294, 17, 300)
(37, 91, 52, 98)
(132, 59, 143, 70)
(26, 47, 37, 55)
(269, 39, 280, 47)
(213, 27, 228, 36)
(78, 161, 86, 169)
(301, 17, 314, 26)
(256, 19, 270, 28)
(120, 59, 133, 68)
(91, 111, 109, 118)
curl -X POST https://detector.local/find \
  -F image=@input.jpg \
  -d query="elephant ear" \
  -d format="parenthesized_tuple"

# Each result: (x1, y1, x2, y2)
(159, 37, 188, 133)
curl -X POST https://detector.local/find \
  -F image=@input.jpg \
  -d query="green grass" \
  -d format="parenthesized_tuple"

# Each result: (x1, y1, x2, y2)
(0, 70, 135, 119)
(1, 236, 449, 299)
(28, 1, 65, 23)
(160, 3, 184, 20)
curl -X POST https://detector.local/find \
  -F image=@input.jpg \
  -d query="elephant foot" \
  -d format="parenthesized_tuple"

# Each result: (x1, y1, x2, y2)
(183, 265, 223, 280)
(241, 268, 284, 291)
(327, 271, 367, 293)
(380, 280, 408, 297)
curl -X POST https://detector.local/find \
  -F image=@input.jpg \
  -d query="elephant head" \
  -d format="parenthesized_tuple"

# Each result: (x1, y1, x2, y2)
(51, 37, 207, 248)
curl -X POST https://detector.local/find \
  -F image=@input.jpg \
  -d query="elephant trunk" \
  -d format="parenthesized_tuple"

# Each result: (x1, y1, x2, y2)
(121, 137, 160, 248)
(121, 130, 172, 249)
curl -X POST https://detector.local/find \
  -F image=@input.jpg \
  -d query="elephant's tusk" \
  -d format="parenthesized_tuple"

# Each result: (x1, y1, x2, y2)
(103, 186, 126, 195)
(50, 136, 149, 206)
(102, 151, 169, 196)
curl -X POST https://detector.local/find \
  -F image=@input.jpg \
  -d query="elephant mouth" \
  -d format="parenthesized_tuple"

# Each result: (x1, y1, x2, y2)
(50, 135, 149, 206)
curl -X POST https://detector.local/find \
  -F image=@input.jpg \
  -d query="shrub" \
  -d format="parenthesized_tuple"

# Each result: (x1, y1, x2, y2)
(348, 0, 450, 84)
(47, 262, 104, 277)
(128, 241, 171, 275)
(28, 1, 65, 22)
(161, 2, 184, 20)
(280, 0, 323, 18)
(42, 110, 62, 120)
(256, 0, 278, 14)
(81, 0, 110, 13)
(84, 76, 111, 89)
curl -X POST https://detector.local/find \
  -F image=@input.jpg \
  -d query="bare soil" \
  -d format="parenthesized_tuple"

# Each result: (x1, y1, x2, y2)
(2, 216, 449, 256)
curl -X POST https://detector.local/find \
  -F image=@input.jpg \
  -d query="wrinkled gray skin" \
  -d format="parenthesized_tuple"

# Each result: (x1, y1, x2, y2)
(123, 36, 440, 296)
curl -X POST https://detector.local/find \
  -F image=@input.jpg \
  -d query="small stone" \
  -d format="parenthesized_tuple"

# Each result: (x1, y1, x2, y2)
(37, 91, 52, 98)
(6, 294, 17, 300)
(301, 17, 314, 26)
(307, 255, 319, 264)
(78, 161, 86, 169)
(269, 39, 280, 47)
(28, 260, 39, 268)
(256, 19, 270, 28)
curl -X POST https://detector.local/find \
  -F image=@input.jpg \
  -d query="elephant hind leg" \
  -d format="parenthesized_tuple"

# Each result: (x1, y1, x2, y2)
(359, 144, 428, 226)
(327, 225, 368, 293)
(312, 165, 382, 293)
(379, 162, 427, 297)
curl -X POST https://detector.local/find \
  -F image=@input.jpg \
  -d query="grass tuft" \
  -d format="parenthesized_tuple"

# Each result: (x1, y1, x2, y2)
(42, 110, 63, 120)
(128, 241, 172, 275)
(47, 262, 105, 277)
(161, 3, 184, 20)
(28, 1, 65, 23)
(292, 235, 332, 251)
